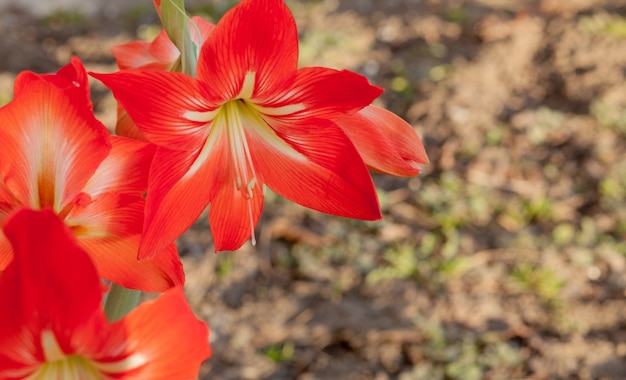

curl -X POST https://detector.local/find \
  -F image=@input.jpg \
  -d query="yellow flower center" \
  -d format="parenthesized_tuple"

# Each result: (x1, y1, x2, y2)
(27, 330, 147, 380)
(29, 330, 101, 380)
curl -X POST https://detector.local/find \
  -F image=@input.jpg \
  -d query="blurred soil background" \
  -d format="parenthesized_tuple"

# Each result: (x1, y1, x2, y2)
(2, 0, 626, 378)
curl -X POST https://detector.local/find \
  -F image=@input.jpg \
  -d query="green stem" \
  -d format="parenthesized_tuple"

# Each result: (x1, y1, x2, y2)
(104, 283, 141, 322)
(160, 0, 197, 76)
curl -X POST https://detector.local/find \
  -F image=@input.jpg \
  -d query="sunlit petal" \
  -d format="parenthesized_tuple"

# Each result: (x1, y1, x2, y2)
(66, 193, 184, 291)
(249, 117, 381, 220)
(102, 288, 211, 379)
(197, 0, 298, 100)
(334, 105, 429, 176)
(255, 67, 382, 120)
(0, 70, 110, 215)
(82, 136, 155, 197)
(92, 70, 217, 150)
(139, 143, 225, 259)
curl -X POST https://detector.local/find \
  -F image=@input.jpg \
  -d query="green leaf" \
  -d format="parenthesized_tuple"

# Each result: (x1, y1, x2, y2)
(159, 0, 197, 76)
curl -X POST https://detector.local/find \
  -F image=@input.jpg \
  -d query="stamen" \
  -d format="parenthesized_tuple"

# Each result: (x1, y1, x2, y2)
(247, 199, 256, 246)
(246, 178, 257, 199)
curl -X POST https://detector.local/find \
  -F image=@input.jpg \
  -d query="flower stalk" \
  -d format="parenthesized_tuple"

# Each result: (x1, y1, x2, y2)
(159, 0, 197, 76)
(104, 283, 141, 322)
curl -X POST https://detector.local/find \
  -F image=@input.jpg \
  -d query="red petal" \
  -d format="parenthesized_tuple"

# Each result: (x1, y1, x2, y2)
(139, 144, 223, 259)
(249, 118, 382, 220)
(113, 17, 213, 71)
(91, 70, 216, 151)
(209, 168, 264, 252)
(82, 136, 155, 197)
(0, 180, 20, 270)
(256, 67, 383, 120)
(115, 104, 147, 140)
(103, 287, 211, 379)
(0, 234, 11, 271)
(188, 16, 216, 51)
(0, 209, 105, 374)
(0, 71, 111, 213)
(196, 0, 298, 100)
(335, 105, 428, 177)
(15, 57, 92, 110)
(66, 193, 184, 292)
(111, 32, 176, 71)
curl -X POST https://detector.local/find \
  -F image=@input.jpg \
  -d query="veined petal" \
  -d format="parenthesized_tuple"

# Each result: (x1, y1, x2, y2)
(0, 183, 18, 270)
(66, 193, 184, 292)
(0, 72, 111, 213)
(0, 233, 11, 270)
(113, 16, 217, 71)
(112, 31, 177, 71)
(255, 67, 383, 120)
(115, 103, 147, 140)
(15, 57, 92, 111)
(188, 16, 216, 52)
(139, 143, 225, 259)
(334, 105, 429, 176)
(0, 179, 20, 219)
(82, 136, 155, 197)
(0, 209, 105, 373)
(101, 288, 211, 379)
(249, 117, 382, 220)
(197, 0, 298, 100)
(209, 167, 264, 252)
(0, 209, 207, 379)
(91, 70, 217, 151)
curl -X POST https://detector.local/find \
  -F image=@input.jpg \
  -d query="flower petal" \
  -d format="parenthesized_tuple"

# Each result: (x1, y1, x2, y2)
(139, 144, 224, 259)
(91, 70, 216, 150)
(0, 234, 12, 271)
(115, 104, 147, 140)
(82, 136, 155, 198)
(334, 105, 429, 176)
(196, 0, 298, 100)
(101, 287, 211, 379)
(113, 17, 214, 72)
(111, 32, 177, 71)
(255, 67, 382, 120)
(66, 193, 184, 292)
(15, 57, 92, 111)
(249, 117, 382, 220)
(208, 167, 264, 252)
(0, 70, 111, 213)
(0, 209, 105, 377)
(188, 16, 216, 51)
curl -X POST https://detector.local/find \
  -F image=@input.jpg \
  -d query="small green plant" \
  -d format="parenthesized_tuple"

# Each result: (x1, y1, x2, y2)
(510, 263, 564, 304)
(43, 11, 87, 25)
(263, 342, 294, 363)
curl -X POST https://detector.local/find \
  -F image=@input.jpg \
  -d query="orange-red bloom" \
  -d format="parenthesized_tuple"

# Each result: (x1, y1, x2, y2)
(0, 58, 183, 291)
(0, 208, 211, 379)
(93, 0, 396, 255)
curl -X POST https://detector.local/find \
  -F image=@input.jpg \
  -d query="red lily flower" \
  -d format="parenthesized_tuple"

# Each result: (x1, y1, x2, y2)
(0, 58, 183, 292)
(92, 0, 387, 255)
(0, 208, 211, 379)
